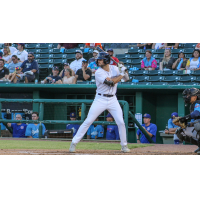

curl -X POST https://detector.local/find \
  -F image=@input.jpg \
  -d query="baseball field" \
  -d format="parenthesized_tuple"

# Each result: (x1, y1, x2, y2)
(0, 139, 197, 155)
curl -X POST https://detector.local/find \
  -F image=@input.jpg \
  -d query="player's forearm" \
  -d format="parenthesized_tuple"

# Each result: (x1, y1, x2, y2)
(111, 75, 123, 84)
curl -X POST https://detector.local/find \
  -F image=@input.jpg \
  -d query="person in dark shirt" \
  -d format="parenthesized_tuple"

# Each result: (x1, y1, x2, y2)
(159, 49, 176, 70)
(75, 59, 92, 82)
(0, 59, 9, 80)
(137, 43, 153, 49)
(57, 43, 78, 49)
(43, 66, 62, 84)
(20, 52, 39, 83)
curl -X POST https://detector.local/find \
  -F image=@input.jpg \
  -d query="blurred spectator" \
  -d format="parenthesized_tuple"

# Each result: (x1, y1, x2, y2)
(57, 43, 78, 49)
(25, 112, 46, 138)
(7, 55, 22, 73)
(0, 51, 2, 58)
(0, 59, 9, 80)
(137, 113, 157, 143)
(137, 43, 153, 49)
(88, 50, 99, 64)
(43, 66, 62, 84)
(84, 43, 102, 49)
(7, 66, 24, 83)
(172, 51, 188, 70)
(87, 117, 104, 139)
(59, 68, 75, 84)
(21, 52, 39, 83)
(10, 43, 28, 63)
(107, 49, 119, 66)
(7, 114, 27, 138)
(186, 49, 200, 71)
(164, 43, 179, 49)
(106, 113, 120, 140)
(70, 50, 85, 73)
(2, 47, 12, 63)
(1, 43, 17, 54)
(195, 43, 200, 50)
(141, 50, 157, 70)
(159, 49, 175, 70)
(152, 43, 165, 49)
(119, 61, 129, 82)
(88, 60, 98, 76)
(66, 112, 80, 137)
(59, 63, 75, 77)
(164, 112, 180, 144)
(74, 59, 92, 83)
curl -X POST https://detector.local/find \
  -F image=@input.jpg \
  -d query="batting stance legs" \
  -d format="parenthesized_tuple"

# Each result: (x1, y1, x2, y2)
(71, 95, 128, 147)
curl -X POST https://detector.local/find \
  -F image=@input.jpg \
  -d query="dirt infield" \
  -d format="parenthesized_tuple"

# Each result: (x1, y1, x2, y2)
(0, 144, 198, 155)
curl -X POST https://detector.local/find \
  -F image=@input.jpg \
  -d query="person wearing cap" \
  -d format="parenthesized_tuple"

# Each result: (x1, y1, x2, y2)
(74, 59, 92, 83)
(107, 49, 119, 66)
(66, 112, 80, 137)
(9, 43, 28, 63)
(137, 113, 157, 143)
(59, 63, 75, 78)
(84, 43, 102, 50)
(20, 52, 39, 83)
(164, 112, 181, 144)
(70, 50, 85, 73)
(87, 117, 104, 139)
(106, 113, 120, 140)
(1, 43, 17, 54)
(43, 66, 62, 84)
(88, 50, 99, 64)
(7, 55, 22, 73)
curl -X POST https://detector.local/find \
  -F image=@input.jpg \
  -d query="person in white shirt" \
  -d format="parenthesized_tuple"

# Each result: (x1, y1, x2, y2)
(1, 43, 17, 54)
(70, 50, 85, 73)
(2, 47, 12, 63)
(69, 52, 130, 153)
(186, 49, 200, 70)
(9, 43, 28, 63)
(152, 43, 165, 49)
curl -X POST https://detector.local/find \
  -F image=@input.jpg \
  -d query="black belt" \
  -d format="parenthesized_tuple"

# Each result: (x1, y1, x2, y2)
(98, 93, 114, 97)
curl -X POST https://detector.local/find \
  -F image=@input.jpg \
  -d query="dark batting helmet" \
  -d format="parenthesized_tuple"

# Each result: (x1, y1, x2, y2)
(182, 88, 200, 104)
(96, 52, 110, 66)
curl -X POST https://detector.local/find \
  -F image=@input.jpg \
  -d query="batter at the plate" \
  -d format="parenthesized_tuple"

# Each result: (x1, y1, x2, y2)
(69, 52, 130, 153)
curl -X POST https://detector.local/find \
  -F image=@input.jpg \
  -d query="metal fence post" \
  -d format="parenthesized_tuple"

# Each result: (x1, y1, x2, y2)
(122, 101, 129, 142)
(81, 103, 86, 121)
(39, 103, 44, 121)
(39, 122, 43, 139)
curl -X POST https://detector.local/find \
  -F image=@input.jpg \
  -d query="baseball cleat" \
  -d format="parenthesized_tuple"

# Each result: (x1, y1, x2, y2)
(121, 145, 130, 153)
(69, 142, 77, 153)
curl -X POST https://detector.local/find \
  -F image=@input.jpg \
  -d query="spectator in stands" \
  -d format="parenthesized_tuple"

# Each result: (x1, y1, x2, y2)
(70, 50, 85, 73)
(107, 49, 119, 66)
(106, 113, 120, 140)
(7, 66, 24, 83)
(88, 60, 98, 76)
(59, 63, 75, 77)
(66, 112, 80, 137)
(21, 52, 39, 83)
(119, 61, 129, 82)
(74, 59, 92, 83)
(141, 50, 157, 70)
(7, 114, 27, 138)
(164, 43, 179, 49)
(9, 43, 28, 63)
(84, 43, 102, 49)
(57, 43, 78, 49)
(88, 50, 99, 64)
(137, 43, 153, 49)
(2, 47, 12, 64)
(7, 55, 22, 74)
(57, 68, 75, 84)
(159, 49, 176, 70)
(87, 117, 104, 139)
(0, 51, 2, 58)
(43, 66, 62, 84)
(1, 43, 17, 54)
(137, 113, 157, 143)
(152, 43, 165, 49)
(25, 112, 46, 138)
(186, 49, 200, 70)
(0, 59, 9, 80)
(164, 112, 180, 144)
(172, 51, 188, 70)
(195, 43, 200, 50)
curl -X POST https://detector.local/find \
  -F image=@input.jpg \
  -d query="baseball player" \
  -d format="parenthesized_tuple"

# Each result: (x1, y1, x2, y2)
(69, 52, 130, 153)
(106, 113, 120, 140)
(66, 112, 80, 137)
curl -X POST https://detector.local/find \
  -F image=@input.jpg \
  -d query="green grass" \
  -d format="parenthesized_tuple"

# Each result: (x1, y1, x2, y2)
(0, 140, 153, 150)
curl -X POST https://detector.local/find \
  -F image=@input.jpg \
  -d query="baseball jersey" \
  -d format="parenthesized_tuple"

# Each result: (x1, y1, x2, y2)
(95, 65, 120, 95)
(25, 123, 46, 138)
(110, 57, 119, 66)
(168, 118, 179, 141)
(87, 125, 104, 139)
(137, 123, 157, 143)
(106, 125, 120, 140)
(66, 124, 80, 137)
(11, 123, 27, 138)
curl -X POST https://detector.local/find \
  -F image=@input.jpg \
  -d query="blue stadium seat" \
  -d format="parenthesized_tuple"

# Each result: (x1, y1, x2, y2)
(192, 70, 200, 76)
(116, 54, 126, 59)
(161, 70, 176, 76)
(184, 43, 197, 48)
(148, 76, 163, 82)
(25, 44, 37, 49)
(126, 59, 141, 65)
(48, 43, 59, 48)
(195, 76, 200, 82)
(182, 82, 199, 86)
(128, 49, 139, 54)
(163, 76, 179, 82)
(35, 54, 49, 59)
(185, 54, 192, 58)
(36, 49, 49, 54)
(153, 54, 163, 59)
(25, 49, 36, 54)
(147, 70, 162, 76)
(172, 54, 178, 58)
(133, 76, 148, 82)
(155, 49, 165, 54)
(49, 49, 61, 54)
(49, 54, 67, 59)
(179, 76, 195, 82)
(65, 48, 80, 54)
(136, 82, 152, 85)
(151, 82, 168, 85)
(176, 70, 190, 76)
(131, 70, 145, 76)
(49, 59, 67, 64)
(168, 82, 183, 85)
(36, 59, 49, 64)
(36, 44, 49, 49)
(171, 49, 181, 53)
(183, 49, 194, 54)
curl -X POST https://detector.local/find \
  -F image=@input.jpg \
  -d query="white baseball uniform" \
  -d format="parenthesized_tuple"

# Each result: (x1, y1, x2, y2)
(72, 65, 128, 146)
